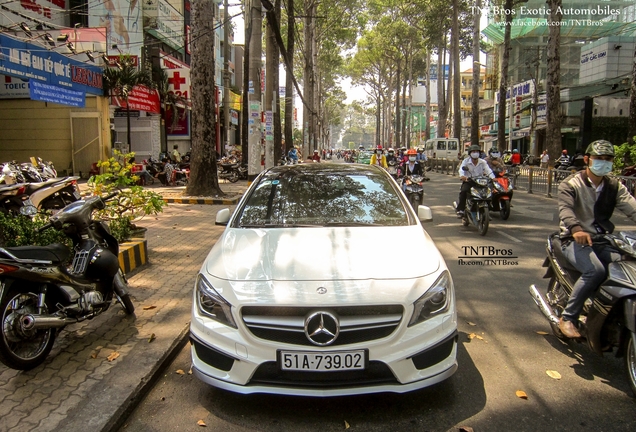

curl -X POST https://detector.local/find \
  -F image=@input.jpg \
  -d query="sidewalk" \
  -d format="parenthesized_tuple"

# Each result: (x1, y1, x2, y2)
(0, 181, 249, 432)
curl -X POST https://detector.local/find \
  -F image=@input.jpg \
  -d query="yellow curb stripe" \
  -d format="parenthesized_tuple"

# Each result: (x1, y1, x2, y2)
(118, 239, 147, 275)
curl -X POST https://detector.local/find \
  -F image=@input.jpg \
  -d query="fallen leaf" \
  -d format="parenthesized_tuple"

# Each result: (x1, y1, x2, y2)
(148, 333, 156, 343)
(186, 254, 190, 258)
(468, 333, 484, 341)
(536, 331, 549, 335)
(176, 369, 185, 375)
(90, 352, 97, 359)
(143, 305, 157, 310)
(197, 420, 207, 427)
(344, 420, 350, 429)
(459, 427, 474, 432)
(188, 367, 193, 375)
(172, 226, 177, 229)
(161, 396, 165, 401)
(516, 390, 528, 399)
(467, 321, 477, 326)
(107, 352, 120, 362)
(546, 370, 561, 380)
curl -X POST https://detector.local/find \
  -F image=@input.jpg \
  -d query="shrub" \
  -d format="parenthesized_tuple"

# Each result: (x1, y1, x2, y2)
(87, 150, 165, 242)
(0, 212, 71, 247)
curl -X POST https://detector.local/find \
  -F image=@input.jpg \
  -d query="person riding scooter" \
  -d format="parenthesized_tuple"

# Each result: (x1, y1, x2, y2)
(556, 140, 636, 338)
(456, 145, 495, 218)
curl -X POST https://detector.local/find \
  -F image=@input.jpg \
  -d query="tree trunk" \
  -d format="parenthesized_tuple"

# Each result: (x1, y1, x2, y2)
(265, 7, 276, 167)
(395, 60, 401, 149)
(425, 49, 431, 141)
(546, 0, 562, 161)
(241, 4, 251, 166)
(452, 0, 461, 141)
(247, 0, 263, 179)
(284, 0, 294, 154)
(272, 0, 282, 165)
(497, 0, 513, 153)
(187, 0, 221, 196)
(437, 40, 447, 138)
(470, 0, 481, 147)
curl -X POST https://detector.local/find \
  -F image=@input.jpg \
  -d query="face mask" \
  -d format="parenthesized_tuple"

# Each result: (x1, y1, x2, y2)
(470, 152, 480, 159)
(589, 159, 613, 176)
(377, 151, 382, 155)
(491, 152, 500, 158)
(409, 156, 416, 162)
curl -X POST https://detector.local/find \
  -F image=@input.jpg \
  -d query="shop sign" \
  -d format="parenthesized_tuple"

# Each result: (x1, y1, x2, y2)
(111, 85, 160, 113)
(0, 75, 30, 99)
(29, 79, 85, 107)
(0, 34, 103, 95)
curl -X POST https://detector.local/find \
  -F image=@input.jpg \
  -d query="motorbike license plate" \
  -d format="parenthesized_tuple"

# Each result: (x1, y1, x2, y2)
(73, 190, 81, 200)
(279, 350, 366, 372)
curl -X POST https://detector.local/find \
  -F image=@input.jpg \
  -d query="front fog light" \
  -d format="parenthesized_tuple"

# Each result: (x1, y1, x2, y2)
(196, 274, 237, 328)
(408, 270, 453, 327)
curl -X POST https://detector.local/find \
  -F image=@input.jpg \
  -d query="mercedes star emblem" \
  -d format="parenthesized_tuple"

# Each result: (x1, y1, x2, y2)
(304, 311, 339, 346)
(316, 287, 327, 294)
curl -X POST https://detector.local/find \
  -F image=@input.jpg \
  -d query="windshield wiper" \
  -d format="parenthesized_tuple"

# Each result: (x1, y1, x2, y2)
(238, 223, 320, 228)
(324, 222, 382, 227)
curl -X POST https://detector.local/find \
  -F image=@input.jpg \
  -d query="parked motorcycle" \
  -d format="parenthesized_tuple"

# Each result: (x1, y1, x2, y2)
(453, 174, 492, 236)
(32, 157, 57, 179)
(0, 192, 134, 370)
(218, 162, 242, 183)
(403, 174, 424, 209)
(529, 231, 636, 396)
(24, 176, 82, 212)
(0, 183, 33, 216)
(19, 162, 44, 183)
(0, 162, 26, 184)
(490, 169, 513, 220)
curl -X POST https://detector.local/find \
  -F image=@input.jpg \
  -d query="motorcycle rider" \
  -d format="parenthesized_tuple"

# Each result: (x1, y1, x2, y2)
(402, 148, 424, 190)
(370, 145, 388, 169)
(311, 149, 321, 162)
(456, 145, 495, 218)
(510, 149, 522, 166)
(485, 147, 505, 174)
(555, 149, 571, 168)
(287, 146, 299, 164)
(557, 140, 636, 338)
(386, 148, 398, 164)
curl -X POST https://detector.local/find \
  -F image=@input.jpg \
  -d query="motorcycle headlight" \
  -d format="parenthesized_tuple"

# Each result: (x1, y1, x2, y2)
(408, 271, 454, 327)
(470, 187, 482, 198)
(196, 274, 237, 328)
(476, 178, 489, 186)
(493, 182, 505, 192)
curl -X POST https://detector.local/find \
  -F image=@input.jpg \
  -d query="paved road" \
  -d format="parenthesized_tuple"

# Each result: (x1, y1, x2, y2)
(118, 170, 636, 432)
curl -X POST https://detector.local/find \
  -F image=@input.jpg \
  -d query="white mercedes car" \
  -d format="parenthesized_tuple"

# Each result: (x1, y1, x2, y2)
(190, 163, 457, 396)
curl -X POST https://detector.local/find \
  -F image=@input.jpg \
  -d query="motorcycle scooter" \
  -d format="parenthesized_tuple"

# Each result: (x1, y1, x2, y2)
(0, 192, 134, 370)
(403, 174, 424, 209)
(529, 232, 636, 396)
(490, 168, 513, 220)
(453, 172, 493, 236)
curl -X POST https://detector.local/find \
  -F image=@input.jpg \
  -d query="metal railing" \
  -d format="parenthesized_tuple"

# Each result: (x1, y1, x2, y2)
(427, 158, 636, 198)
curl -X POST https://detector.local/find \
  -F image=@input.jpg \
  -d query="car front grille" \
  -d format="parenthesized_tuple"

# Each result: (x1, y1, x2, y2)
(241, 305, 403, 347)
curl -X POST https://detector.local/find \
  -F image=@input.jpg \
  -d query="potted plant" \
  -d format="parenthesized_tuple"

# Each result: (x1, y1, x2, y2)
(88, 150, 165, 242)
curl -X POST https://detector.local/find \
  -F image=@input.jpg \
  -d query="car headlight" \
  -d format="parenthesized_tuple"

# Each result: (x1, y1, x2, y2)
(408, 270, 453, 327)
(196, 274, 237, 328)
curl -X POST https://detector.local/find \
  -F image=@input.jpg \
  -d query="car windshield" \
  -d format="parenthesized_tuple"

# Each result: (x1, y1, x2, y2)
(234, 168, 409, 227)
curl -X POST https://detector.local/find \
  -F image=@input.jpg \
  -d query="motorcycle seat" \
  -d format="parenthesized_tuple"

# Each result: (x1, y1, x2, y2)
(1, 243, 71, 264)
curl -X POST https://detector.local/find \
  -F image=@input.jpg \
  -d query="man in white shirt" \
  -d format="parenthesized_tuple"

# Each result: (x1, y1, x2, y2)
(540, 150, 550, 169)
(456, 145, 495, 217)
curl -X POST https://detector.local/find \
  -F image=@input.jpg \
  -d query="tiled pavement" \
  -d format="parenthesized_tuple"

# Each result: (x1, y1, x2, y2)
(0, 181, 248, 432)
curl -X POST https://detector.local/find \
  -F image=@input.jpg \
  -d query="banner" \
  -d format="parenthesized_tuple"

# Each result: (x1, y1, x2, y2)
(29, 80, 85, 107)
(0, 34, 103, 95)
(111, 85, 160, 113)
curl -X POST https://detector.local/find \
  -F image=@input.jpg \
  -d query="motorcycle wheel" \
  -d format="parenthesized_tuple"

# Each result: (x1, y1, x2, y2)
(478, 207, 489, 236)
(0, 288, 56, 370)
(228, 171, 239, 183)
(626, 331, 636, 397)
(114, 270, 135, 315)
(409, 194, 421, 210)
(500, 200, 511, 220)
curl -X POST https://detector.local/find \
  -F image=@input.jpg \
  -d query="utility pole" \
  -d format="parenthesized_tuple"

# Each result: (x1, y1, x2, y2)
(247, 0, 263, 181)
(223, 0, 231, 157)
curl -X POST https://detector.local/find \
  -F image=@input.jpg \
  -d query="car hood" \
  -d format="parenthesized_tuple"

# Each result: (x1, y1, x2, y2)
(205, 225, 440, 282)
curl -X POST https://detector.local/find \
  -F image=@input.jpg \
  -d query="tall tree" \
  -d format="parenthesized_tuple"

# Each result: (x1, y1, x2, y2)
(628, 43, 636, 146)
(496, 0, 513, 153)
(284, 0, 295, 155)
(545, 0, 562, 160)
(470, 0, 481, 146)
(186, 0, 221, 196)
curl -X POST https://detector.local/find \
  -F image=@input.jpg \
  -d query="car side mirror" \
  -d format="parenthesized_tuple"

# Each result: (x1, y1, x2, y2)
(418, 205, 433, 223)
(215, 208, 231, 226)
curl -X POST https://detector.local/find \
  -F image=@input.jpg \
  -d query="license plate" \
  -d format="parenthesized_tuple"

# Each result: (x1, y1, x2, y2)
(73, 190, 81, 200)
(279, 350, 366, 372)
